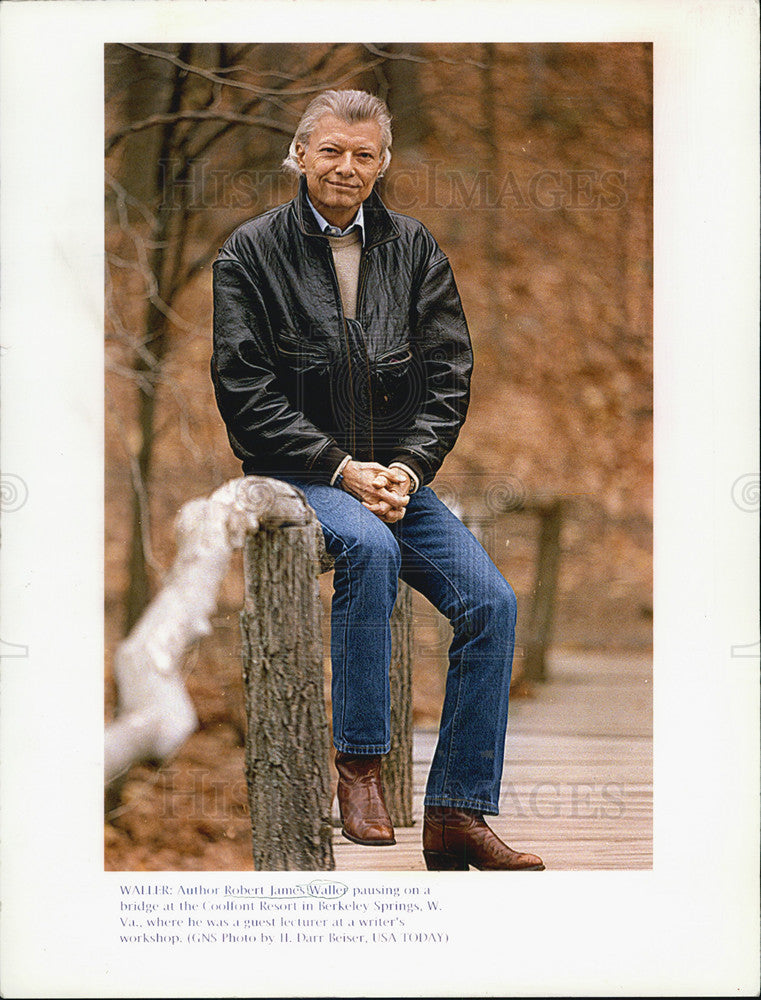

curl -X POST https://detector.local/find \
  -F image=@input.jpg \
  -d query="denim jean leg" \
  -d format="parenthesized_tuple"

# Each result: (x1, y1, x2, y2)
(284, 481, 400, 754)
(394, 488, 517, 815)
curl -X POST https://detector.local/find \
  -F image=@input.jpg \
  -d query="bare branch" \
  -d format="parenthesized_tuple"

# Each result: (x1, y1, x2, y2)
(121, 42, 386, 99)
(106, 353, 205, 465)
(105, 171, 158, 228)
(174, 247, 217, 293)
(106, 250, 198, 339)
(105, 357, 155, 393)
(105, 269, 161, 372)
(104, 174, 203, 340)
(362, 42, 488, 70)
(105, 109, 291, 156)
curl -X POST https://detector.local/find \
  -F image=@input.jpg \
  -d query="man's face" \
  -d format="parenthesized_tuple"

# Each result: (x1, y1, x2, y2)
(295, 114, 384, 228)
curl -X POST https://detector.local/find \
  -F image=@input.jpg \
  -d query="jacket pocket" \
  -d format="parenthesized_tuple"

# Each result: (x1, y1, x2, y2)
(374, 344, 413, 371)
(371, 343, 423, 439)
(374, 343, 414, 397)
(275, 331, 333, 375)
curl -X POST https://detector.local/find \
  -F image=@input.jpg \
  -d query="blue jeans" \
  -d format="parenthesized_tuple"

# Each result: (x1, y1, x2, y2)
(282, 481, 516, 816)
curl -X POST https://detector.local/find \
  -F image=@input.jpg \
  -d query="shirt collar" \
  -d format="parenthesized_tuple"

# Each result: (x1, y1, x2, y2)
(306, 193, 365, 243)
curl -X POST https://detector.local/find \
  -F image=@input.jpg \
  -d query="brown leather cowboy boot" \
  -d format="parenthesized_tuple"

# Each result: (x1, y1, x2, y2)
(335, 752, 396, 846)
(423, 806, 545, 870)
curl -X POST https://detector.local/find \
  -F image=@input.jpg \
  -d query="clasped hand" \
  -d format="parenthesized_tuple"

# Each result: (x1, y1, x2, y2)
(339, 460, 411, 523)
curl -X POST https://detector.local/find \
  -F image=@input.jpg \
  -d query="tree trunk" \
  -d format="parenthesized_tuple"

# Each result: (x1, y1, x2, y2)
(384, 582, 414, 826)
(240, 521, 335, 871)
(377, 44, 432, 150)
(524, 501, 564, 682)
(123, 44, 192, 633)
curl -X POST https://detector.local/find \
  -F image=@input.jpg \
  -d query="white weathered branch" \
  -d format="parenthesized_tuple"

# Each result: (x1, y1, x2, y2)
(104, 476, 313, 788)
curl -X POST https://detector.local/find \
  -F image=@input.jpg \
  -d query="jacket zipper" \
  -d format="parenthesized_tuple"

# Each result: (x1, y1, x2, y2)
(356, 251, 374, 460)
(341, 318, 357, 456)
(356, 251, 369, 318)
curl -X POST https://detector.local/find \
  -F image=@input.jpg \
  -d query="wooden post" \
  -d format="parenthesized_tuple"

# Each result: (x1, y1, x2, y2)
(524, 500, 564, 682)
(384, 582, 414, 827)
(240, 519, 335, 871)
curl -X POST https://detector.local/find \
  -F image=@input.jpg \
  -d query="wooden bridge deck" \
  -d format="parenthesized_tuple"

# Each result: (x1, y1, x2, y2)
(332, 649, 653, 871)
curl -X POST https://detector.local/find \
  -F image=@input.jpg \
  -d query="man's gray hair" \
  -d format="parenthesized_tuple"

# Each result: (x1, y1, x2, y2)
(282, 89, 393, 177)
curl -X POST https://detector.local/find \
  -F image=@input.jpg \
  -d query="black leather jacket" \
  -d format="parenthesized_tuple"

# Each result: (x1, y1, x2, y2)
(211, 177, 473, 487)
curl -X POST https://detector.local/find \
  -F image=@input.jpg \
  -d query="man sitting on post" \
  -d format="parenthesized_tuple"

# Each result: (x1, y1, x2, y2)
(211, 88, 544, 871)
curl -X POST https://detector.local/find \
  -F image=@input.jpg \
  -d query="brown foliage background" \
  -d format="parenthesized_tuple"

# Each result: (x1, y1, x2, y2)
(104, 42, 652, 870)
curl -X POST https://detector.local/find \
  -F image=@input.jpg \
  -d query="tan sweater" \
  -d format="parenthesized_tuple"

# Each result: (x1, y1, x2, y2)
(326, 228, 362, 320)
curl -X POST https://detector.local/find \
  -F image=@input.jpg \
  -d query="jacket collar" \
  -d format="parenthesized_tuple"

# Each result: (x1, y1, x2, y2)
(292, 175, 399, 250)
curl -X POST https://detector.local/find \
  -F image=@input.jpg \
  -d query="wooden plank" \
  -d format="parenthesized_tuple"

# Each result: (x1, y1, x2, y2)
(332, 649, 653, 871)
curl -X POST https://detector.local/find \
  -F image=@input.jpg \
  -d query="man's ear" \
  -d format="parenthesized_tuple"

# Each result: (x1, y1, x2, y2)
(294, 142, 307, 172)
